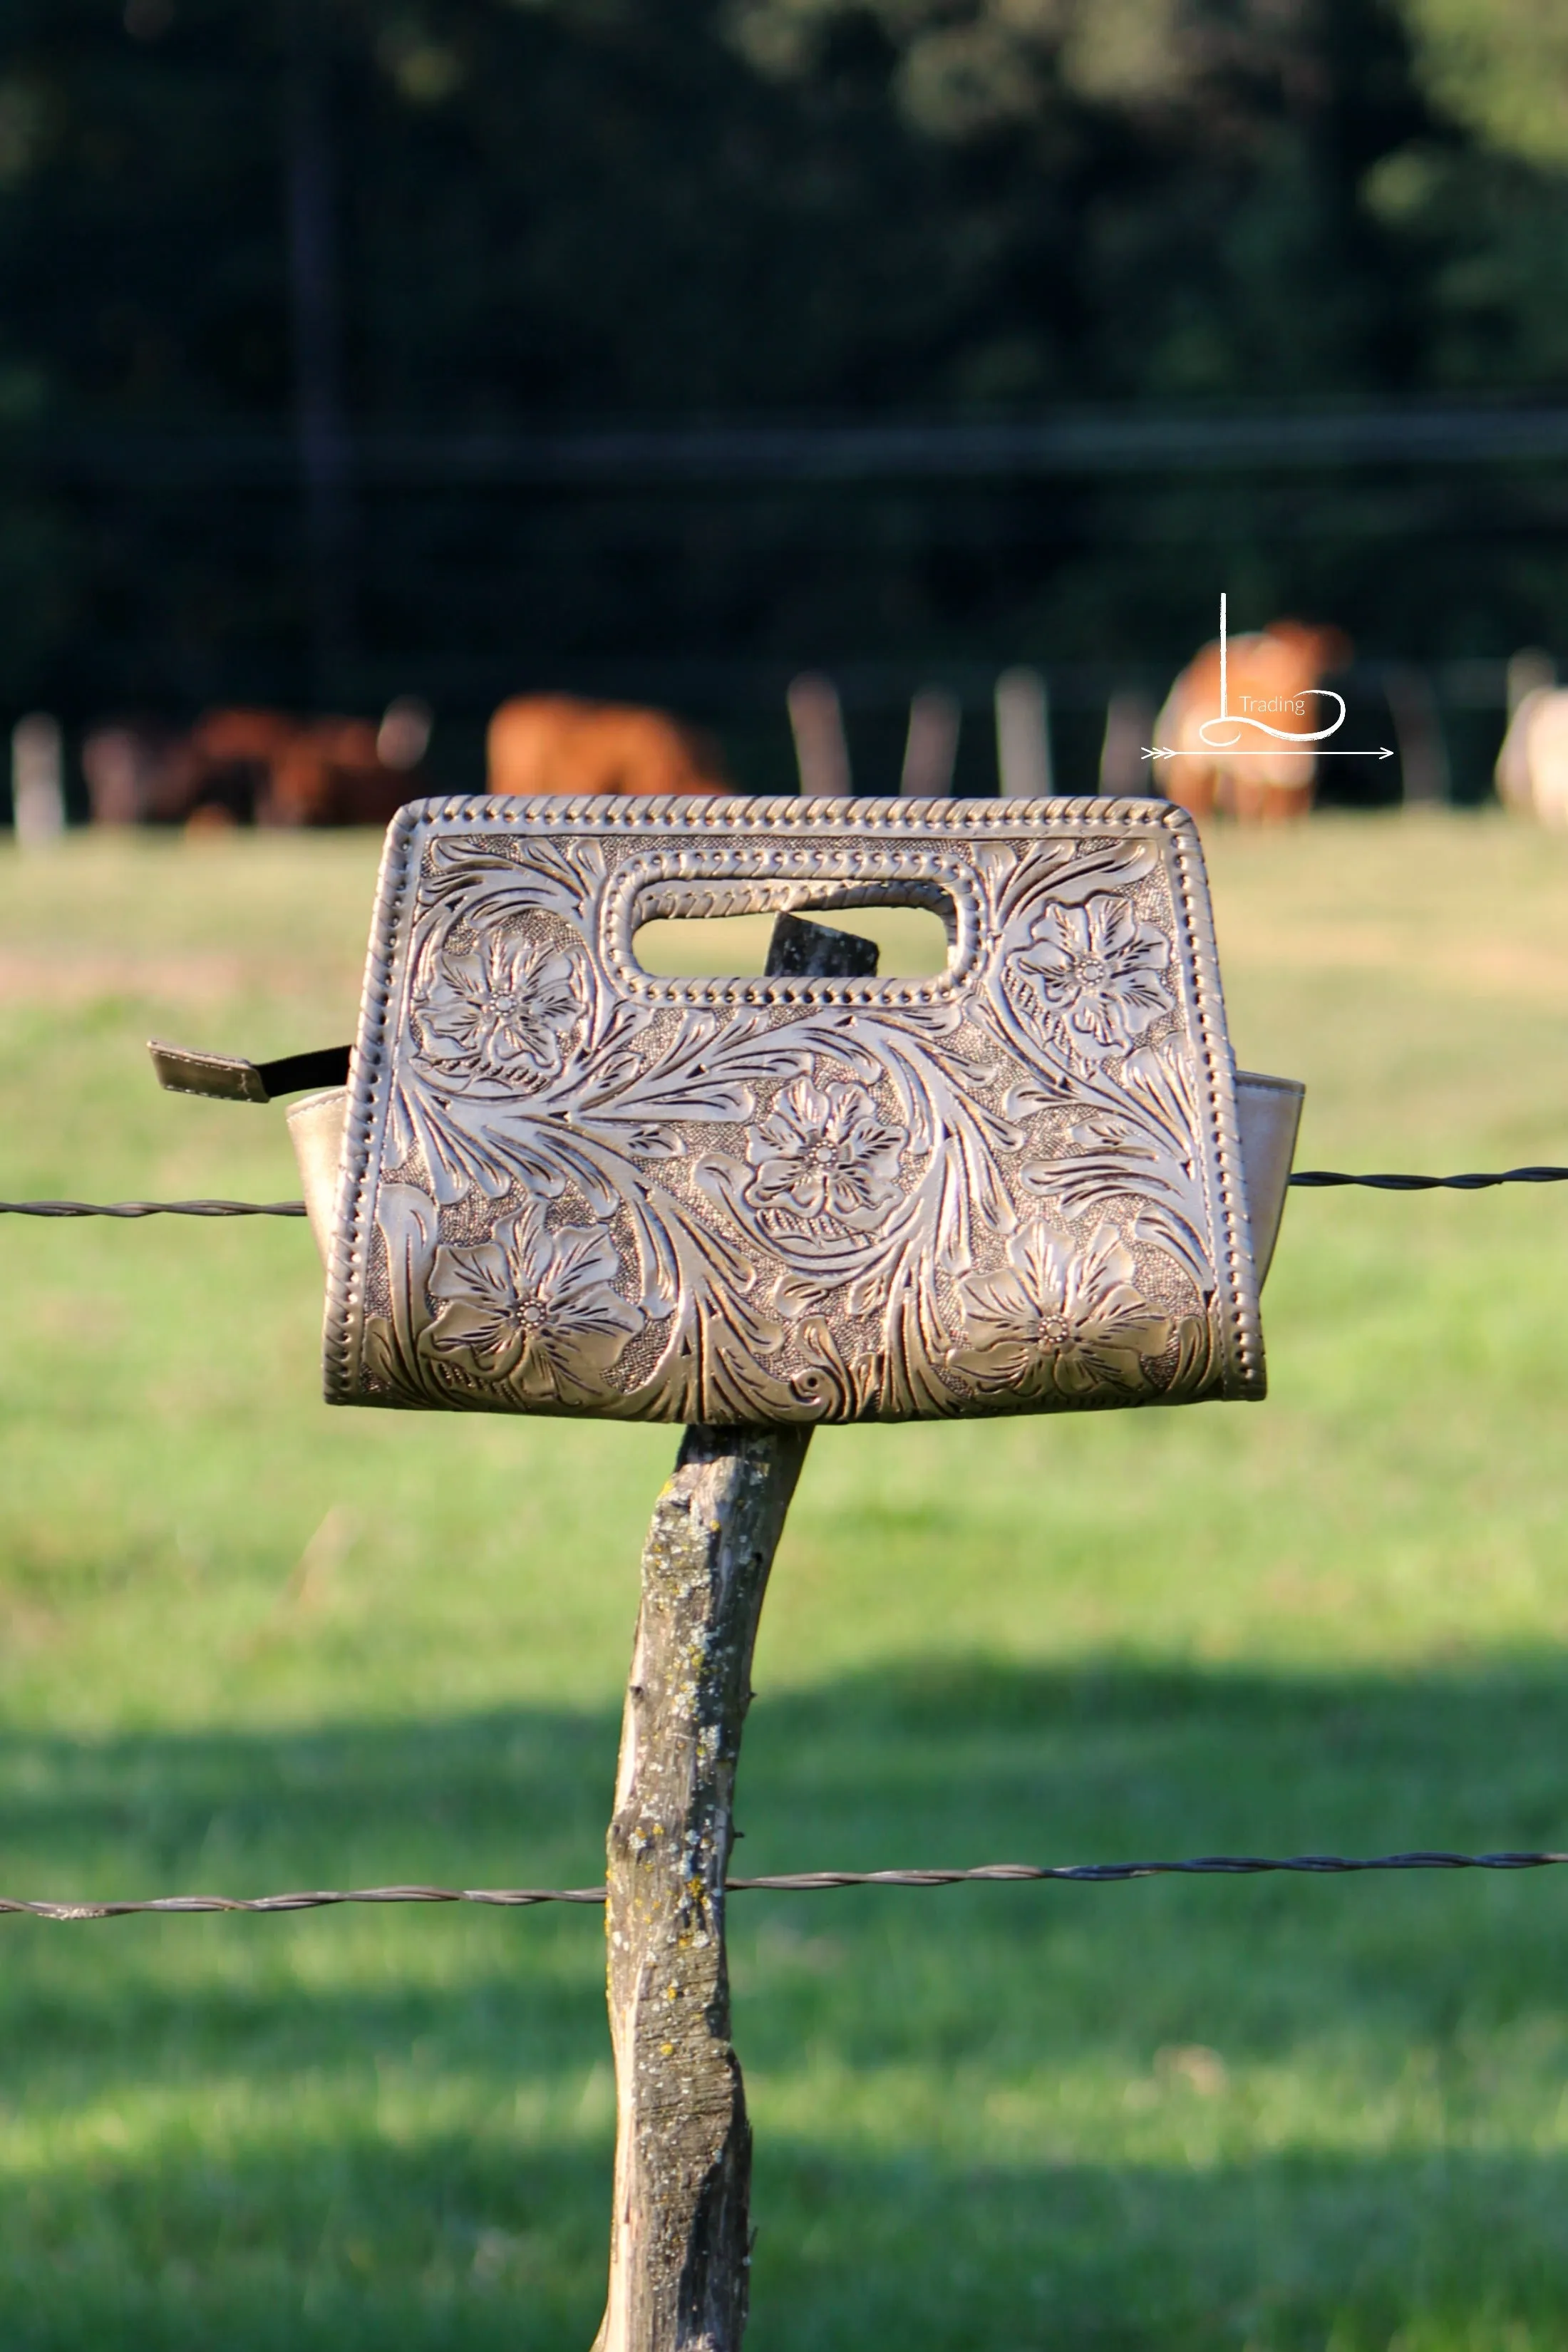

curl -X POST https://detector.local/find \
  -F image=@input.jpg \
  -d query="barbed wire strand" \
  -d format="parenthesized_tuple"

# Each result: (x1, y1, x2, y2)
(1289, 1167, 1568, 1192)
(0, 1200, 308, 1218)
(7, 1849, 1568, 1921)
(6, 1170, 1568, 1218)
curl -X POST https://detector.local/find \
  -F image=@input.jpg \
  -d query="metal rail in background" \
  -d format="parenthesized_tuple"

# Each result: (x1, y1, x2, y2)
(26, 403, 1568, 486)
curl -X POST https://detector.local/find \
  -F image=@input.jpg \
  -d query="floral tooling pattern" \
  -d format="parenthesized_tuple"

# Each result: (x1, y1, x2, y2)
(425, 1199, 644, 1404)
(745, 1073, 904, 1230)
(414, 932, 586, 1083)
(1018, 895, 1172, 1054)
(330, 803, 1257, 1425)
(946, 1221, 1171, 1402)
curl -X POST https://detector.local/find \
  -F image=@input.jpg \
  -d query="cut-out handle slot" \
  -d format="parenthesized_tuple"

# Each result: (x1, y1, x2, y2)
(631, 903, 952, 978)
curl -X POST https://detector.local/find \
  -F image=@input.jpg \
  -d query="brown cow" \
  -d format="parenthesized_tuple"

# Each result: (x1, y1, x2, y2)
(1154, 621, 1351, 822)
(487, 696, 730, 800)
(81, 698, 432, 830)
(262, 705, 430, 827)
(186, 708, 301, 826)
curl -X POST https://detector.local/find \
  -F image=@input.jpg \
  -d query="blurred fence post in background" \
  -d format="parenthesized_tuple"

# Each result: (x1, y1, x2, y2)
(899, 686, 960, 796)
(787, 674, 852, 797)
(1100, 688, 1156, 797)
(1507, 649, 1557, 718)
(80, 726, 146, 827)
(11, 717, 64, 851)
(994, 668, 1052, 798)
(1385, 668, 1450, 805)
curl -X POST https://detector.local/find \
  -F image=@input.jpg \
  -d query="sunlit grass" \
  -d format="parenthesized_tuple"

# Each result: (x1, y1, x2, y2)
(2, 813, 1568, 2347)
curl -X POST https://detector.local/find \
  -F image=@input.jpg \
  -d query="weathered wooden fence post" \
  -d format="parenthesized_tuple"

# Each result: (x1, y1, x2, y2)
(592, 914, 876, 2352)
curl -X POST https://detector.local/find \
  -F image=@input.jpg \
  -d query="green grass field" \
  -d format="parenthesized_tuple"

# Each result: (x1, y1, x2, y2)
(4, 814, 1568, 2349)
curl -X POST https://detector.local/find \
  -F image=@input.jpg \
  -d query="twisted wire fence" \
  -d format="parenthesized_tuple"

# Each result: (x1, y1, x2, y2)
(7, 1849, 1568, 1924)
(8, 1167, 1568, 1217)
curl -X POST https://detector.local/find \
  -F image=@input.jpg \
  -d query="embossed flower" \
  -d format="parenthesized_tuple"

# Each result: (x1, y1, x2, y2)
(1018, 895, 1171, 1054)
(745, 1075, 904, 1225)
(947, 1220, 1170, 1401)
(416, 932, 586, 1083)
(425, 1201, 642, 1401)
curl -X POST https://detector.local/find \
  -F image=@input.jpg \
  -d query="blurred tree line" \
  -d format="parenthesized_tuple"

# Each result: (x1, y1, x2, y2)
(1, 0, 1566, 780)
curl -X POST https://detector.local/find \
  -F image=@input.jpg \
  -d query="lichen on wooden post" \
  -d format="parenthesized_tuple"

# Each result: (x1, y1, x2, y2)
(592, 915, 877, 2352)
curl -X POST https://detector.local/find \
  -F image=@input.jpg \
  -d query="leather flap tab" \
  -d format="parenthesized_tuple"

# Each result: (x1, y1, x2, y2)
(148, 1039, 270, 1103)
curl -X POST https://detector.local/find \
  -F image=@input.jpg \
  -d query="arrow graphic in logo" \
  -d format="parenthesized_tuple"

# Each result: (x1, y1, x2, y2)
(1143, 744, 1393, 760)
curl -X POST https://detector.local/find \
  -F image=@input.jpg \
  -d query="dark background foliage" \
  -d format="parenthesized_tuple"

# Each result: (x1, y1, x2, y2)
(1, 0, 1565, 789)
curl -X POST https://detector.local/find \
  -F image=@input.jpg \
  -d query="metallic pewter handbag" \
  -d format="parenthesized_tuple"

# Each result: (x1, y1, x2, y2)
(289, 792, 1298, 1425)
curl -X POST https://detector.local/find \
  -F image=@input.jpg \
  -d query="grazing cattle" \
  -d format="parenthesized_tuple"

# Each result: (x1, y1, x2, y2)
(1497, 686, 1568, 828)
(262, 703, 432, 827)
(487, 696, 730, 800)
(185, 708, 304, 826)
(1154, 621, 1352, 822)
(83, 713, 275, 827)
(81, 699, 432, 830)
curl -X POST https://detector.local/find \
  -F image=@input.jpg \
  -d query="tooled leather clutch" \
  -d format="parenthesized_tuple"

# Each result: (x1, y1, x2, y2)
(309, 793, 1285, 1425)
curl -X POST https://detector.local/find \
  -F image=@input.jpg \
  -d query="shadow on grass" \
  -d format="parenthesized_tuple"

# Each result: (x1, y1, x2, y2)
(9, 2134, 1568, 2351)
(1, 1657, 1567, 2347)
